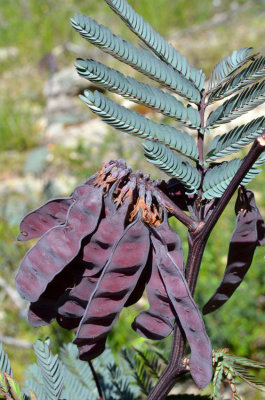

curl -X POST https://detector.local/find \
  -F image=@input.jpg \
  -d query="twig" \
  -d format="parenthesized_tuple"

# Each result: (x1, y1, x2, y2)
(89, 360, 104, 400)
(0, 334, 32, 349)
(0, 276, 26, 311)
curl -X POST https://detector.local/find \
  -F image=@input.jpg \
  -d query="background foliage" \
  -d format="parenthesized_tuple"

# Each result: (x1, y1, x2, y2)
(1, 0, 265, 397)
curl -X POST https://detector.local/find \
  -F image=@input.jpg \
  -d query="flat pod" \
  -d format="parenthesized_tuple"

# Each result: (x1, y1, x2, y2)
(132, 215, 183, 339)
(132, 248, 175, 340)
(56, 274, 100, 330)
(17, 179, 95, 241)
(203, 189, 265, 315)
(74, 215, 150, 360)
(27, 261, 79, 327)
(152, 234, 212, 389)
(56, 191, 131, 327)
(15, 185, 103, 302)
(81, 190, 130, 276)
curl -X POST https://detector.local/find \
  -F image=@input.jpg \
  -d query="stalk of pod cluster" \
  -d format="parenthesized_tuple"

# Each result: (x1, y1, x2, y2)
(15, 159, 212, 389)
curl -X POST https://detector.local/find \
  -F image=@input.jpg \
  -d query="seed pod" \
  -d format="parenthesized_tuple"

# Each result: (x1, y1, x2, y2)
(81, 189, 131, 277)
(15, 185, 103, 302)
(73, 215, 150, 360)
(28, 262, 78, 327)
(124, 259, 151, 307)
(132, 250, 175, 340)
(132, 213, 184, 339)
(57, 273, 100, 329)
(78, 339, 107, 361)
(17, 179, 95, 241)
(55, 190, 131, 327)
(152, 234, 212, 389)
(203, 189, 265, 315)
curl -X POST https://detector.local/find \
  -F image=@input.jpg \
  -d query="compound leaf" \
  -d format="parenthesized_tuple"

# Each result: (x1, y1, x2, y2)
(104, 0, 205, 89)
(209, 47, 254, 91)
(0, 344, 12, 377)
(80, 89, 199, 161)
(209, 56, 265, 102)
(143, 141, 201, 194)
(71, 13, 200, 102)
(206, 116, 265, 162)
(33, 338, 64, 400)
(202, 159, 242, 200)
(207, 80, 265, 127)
(76, 59, 200, 129)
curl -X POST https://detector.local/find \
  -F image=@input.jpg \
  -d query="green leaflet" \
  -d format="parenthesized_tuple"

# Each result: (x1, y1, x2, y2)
(0, 343, 13, 377)
(80, 89, 199, 161)
(104, 0, 205, 90)
(75, 58, 200, 129)
(207, 80, 265, 127)
(206, 117, 265, 161)
(209, 56, 265, 102)
(241, 152, 265, 185)
(143, 140, 200, 193)
(202, 159, 242, 200)
(208, 47, 254, 91)
(70, 13, 201, 103)
(33, 338, 64, 400)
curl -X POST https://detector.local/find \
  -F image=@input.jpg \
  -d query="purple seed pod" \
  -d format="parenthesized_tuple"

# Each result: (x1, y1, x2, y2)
(15, 184, 103, 302)
(124, 259, 151, 307)
(132, 249, 175, 340)
(132, 213, 184, 339)
(78, 339, 107, 361)
(81, 193, 131, 277)
(73, 215, 150, 361)
(152, 234, 212, 389)
(55, 190, 132, 327)
(57, 274, 100, 329)
(27, 262, 78, 327)
(17, 177, 96, 241)
(203, 188, 265, 315)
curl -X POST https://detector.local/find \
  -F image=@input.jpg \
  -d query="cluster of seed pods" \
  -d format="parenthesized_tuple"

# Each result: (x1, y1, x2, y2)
(15, 159, 212, 389)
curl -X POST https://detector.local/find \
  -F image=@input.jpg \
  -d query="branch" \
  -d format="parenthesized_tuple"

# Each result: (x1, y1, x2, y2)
(0, 276, 26, 312)
(0, 334, 32, 349)
(152, 187, 197, 230)
(204, 132, 265, 237)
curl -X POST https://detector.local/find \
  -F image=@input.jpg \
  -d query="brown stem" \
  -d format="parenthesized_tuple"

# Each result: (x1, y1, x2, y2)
(153, 187, 197, 231)
(89, 360, 103, 400)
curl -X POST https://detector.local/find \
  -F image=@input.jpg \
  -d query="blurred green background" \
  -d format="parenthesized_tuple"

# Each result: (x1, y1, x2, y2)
(1, 0, 265, 397)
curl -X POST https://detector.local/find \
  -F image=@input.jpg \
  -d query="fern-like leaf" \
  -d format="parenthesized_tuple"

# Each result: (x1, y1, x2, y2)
(104, 0, 205, 90)
(143, 140, 201, 193)
(202, 159, 242, 200)
(209, 56, 265, 102)
(133, 348, 163, 380)
(209, 47, 254, 90)
(206, 117, 265, 161)
(241, 151, 265, 185)
(24, 364, 46, 400)
(70, 13, 201, 103)
(33, 338, 64, 400)
(80, 89, 199, 161)
(59, 343, 98, 400)
(121, 348, 153, 396)
(0, 343, 13, 377)
(75, 58, 200, 129)
(107, 364, 139, 399)
(207, 79, 265, 127)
